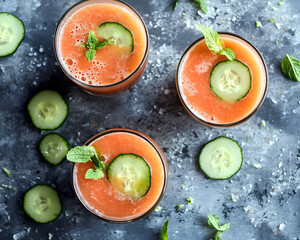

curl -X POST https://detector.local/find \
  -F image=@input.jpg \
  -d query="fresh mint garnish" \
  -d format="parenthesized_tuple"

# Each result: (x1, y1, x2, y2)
(196, 24, 235, 61)
(84, 31, 113, 61)
(194, 0, 208, 14)
(220, 48, 235, 61)
(85, 49, 96, 61)
(85, 168, 104, 179)
(2, 167, 11, 177)
(160, 220, 169, 240)
(67, 146, 105, 180)
(281, 54, 300, 81)
(207, 214, 230, 240)
(278, 0, 284, 5)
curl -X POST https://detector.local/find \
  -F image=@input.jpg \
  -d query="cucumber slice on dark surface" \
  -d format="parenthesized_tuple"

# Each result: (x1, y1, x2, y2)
(27, 90, 68, 130)
(24, 185, 62, 223)
(107, 154, 151, 200)
(0, 12, 25, 57)
(97, 22, 134, 52)
(39, 133, 69, 165)
(210, 60, 252, 102)
(199, 137, 243, 180)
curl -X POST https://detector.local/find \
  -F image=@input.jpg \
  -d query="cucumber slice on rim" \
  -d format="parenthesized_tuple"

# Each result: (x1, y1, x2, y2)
(39, 133, 69, 165)
(210, 60, 252, 102)
(0, 12, 25, 57)
(27, 90, 68, 130)
(97, 22, 134, 52)
(199, 137, 243, 180)
(107, 154, 151, 200)
(23, 184, 62, 223)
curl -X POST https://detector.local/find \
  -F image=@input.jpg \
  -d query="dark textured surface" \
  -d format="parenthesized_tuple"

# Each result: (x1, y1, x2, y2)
(0, 0, 300, 239)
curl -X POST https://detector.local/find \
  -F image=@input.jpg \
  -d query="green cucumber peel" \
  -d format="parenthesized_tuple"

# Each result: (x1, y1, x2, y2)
(67, 146, 105, 180)
(196, 24, 235, 60)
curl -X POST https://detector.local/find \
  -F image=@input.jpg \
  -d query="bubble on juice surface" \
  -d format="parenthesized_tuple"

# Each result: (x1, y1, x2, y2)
(195, 62, 212, 74)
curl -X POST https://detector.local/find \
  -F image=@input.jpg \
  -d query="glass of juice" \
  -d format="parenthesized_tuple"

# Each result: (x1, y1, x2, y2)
(176, 33, 268, 128)
(54, 0, 149, 96)
(72, 128, 168, 223)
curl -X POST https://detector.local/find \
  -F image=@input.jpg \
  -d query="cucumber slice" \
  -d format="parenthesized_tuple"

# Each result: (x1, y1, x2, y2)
(107, 154, 151, 200)
(24, 185, 62, 223)
(97, 22, 134, 52)
(199, 137, 243, 180)
(210, 60, 252, 102)
(27, 90, 68, 130)
(0, 13, 25, 57)
(39, 133, 69, 165)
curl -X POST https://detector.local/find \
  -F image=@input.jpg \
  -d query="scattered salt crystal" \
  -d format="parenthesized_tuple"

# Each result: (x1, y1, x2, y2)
(39, 47, 44, 53)
(164, 89, 170, 95)
(279, 223, 285, 231)
(278, 162, 283, 168)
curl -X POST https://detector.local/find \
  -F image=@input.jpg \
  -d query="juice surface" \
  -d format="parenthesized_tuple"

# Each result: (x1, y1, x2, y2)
(74, 132, 165, 220)
(59, 3, 147, 86)
(178, 35, 266, 124)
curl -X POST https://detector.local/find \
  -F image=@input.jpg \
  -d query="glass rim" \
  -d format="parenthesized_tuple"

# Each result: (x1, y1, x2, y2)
(175, 32, 269, 128)
(53, 0, 150, 89)
(71, 128, 168, 223)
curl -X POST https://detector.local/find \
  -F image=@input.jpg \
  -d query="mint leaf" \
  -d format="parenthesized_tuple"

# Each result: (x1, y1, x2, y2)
(85, 168, 104, 179)
(214, 231, 223, 240)
(220, 48, 235, 61)
(86, 31, 98, 49)
(208, 214, 221, 229)
(207, 214, 230, 240)
(2, 167, 10, 177)
(160, 220, 169, 240)
(278, 0, 284, 5)
(281, 54, 300, 81)
(67, 146, 106, 180)
(85, 49, 96, 61)
(194, 0, 207, 14)
(95, 40, 114, 50)
(196, 24, 222, 54)
(218, 223, 230, 231)
(174, 0, 179, 10)
(91, 155, 106, 169)
(67, 146, 96, 163)
(196, 24, 235, 61)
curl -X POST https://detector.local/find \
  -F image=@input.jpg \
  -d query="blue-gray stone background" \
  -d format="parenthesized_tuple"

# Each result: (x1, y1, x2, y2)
(0, 0, 300, 239)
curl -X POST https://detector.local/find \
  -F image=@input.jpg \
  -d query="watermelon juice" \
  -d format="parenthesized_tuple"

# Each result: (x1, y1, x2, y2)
(72, 129, 168, 223)
(176, 33, 268, 128)
(54, 0, 149, 96)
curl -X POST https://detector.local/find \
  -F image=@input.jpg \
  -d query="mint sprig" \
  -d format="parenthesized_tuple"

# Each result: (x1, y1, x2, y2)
(196, 24, 235, 61)
(83, 31, 114, 61)
(67, 146, 105, 180)
(194, 0, 208, 14)
(160, 220, 169, 240)
(207, 214, 230, 240)
(281, 54, 300, 81)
